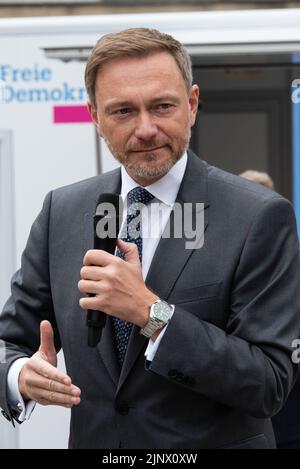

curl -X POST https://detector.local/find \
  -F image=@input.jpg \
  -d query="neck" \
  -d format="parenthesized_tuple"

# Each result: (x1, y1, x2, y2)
(125, 170, 164, 187)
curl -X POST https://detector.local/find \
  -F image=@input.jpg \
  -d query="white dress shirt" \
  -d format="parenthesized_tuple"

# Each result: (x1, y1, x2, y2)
(7, 152, 187, 421)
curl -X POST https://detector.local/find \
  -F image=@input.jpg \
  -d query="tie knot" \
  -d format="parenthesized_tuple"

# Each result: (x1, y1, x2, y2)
(127, 186, 154, 207)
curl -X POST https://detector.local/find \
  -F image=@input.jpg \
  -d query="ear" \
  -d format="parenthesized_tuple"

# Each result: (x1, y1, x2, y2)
(87, 102, 103, 136)
(188, 84, 199, 127)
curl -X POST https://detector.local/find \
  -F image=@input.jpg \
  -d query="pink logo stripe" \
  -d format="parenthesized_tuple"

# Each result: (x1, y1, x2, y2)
(53, 105, 92, 124)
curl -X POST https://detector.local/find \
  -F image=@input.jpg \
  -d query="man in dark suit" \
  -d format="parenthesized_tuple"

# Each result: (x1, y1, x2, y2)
(0, 28, 300, 449)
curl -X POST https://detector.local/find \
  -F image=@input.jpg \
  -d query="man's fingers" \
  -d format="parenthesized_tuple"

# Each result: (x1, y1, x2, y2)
(27, 374, 81, 397)
(116, 239, 140, 264)
(80, 295, 102, 311)
(33, 387, 81, 407)
(39, 320, 56, 360)
(80, 265, 104, 281)
(78, 279, 101, 295)
(30, 354, 71, 386)
(19, 354, 80, 405)
(83, 249, 114, 267)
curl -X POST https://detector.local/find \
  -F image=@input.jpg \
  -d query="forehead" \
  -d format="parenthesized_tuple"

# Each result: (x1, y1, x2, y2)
(95, 51, 186, 102)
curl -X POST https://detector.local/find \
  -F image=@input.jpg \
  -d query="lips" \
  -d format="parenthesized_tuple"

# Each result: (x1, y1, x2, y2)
(131, 145, 165, 152)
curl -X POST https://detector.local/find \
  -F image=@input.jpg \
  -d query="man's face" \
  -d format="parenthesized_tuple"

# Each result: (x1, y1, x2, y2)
(89, 51, 199, 185)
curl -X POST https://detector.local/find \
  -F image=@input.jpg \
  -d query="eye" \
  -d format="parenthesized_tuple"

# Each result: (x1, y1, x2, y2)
(156, 103, 175, 111)
(112, 108, 131, 116)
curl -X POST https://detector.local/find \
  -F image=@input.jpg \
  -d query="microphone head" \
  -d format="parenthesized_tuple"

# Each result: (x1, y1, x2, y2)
(96, 192, 120, 205)
(94, 193, 122, 247)
(95, 193, 122, 216)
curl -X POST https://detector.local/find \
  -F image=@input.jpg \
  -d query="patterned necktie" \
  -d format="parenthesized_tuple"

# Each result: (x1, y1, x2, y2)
(112, 186, 154, 366)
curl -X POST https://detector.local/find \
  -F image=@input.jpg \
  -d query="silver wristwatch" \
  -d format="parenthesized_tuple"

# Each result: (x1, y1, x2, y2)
(140, 299, 175, 338)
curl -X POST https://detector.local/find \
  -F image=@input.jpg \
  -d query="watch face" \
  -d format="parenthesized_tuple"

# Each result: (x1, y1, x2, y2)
(153, 301, 172, 321)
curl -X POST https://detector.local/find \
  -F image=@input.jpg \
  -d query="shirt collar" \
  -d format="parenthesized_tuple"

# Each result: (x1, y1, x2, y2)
(120, 152, 187, 207)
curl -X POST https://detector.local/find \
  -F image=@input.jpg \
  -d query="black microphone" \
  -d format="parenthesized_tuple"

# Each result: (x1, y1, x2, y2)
(86, 193, 121, 347)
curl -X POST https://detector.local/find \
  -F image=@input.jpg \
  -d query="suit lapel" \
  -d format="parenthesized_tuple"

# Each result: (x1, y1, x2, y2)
(97, 317, 120, 386)
(116, 324, 147, 393)
(116, 151, 210, 393)
(146, 151, 209, 299)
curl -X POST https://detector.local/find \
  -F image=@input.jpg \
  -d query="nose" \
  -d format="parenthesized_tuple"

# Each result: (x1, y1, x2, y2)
(134, 111, 158, 141)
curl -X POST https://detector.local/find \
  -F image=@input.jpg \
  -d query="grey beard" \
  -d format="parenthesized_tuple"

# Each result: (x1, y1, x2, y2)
(123, 157, 176, 180)
(103, 127, 191, 181)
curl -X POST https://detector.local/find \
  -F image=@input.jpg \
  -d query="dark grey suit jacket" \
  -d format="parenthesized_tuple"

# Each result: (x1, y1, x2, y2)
(0, 151, 300, 449)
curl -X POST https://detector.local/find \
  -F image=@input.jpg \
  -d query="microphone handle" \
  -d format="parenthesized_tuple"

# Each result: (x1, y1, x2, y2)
(87, 310, 106, 347)
(87, 212, 120, 347)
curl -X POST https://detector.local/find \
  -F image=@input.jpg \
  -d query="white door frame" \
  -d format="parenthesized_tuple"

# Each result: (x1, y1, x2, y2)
(0, 129, 17, 449)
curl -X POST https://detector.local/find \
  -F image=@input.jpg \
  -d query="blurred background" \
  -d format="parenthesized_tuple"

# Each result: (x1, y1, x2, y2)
(2, 0, 300, 18)
(0, 0, 300, 449)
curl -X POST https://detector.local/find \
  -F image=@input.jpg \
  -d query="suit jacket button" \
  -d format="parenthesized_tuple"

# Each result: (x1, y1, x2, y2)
(115, 402, 129, 416)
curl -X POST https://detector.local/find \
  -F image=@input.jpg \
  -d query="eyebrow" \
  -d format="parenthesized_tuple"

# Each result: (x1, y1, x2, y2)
(150, 94, 181, 105)
(104, 94, 181, 113)
(104, 100, 132, 113)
